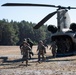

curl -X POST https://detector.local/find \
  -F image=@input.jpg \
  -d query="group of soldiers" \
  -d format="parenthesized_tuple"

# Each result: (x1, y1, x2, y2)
(20, 38, 57, 66)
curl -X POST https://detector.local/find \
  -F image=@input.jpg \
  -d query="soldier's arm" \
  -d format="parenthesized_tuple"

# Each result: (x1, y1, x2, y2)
(44, 44, 48, 48)
(20, 43, 23, 49)
(28, 46, 32, 51)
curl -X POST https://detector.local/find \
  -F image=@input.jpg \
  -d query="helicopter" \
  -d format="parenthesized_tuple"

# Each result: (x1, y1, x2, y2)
(1, 3, 76, 56)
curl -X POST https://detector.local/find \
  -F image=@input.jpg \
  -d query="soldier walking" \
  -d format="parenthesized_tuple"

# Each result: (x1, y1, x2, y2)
(27, 38, 34, 59)
(20, 38, 34, 59)
(50, 41, 57, 58)
(20, 41, 31, 66)
(37, 40, 46, 62)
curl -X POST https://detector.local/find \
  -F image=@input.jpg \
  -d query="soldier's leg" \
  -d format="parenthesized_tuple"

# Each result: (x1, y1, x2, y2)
(38, 53, 40, 62)
(52, 49, 55, 57)
(26, 55, 28, 66)
(54, 53, 56, 57)
(53, 50, 56, 58)
(26, 59, 28, 66)
(29, 52, 31, 59)
(22, 55, 25, 63)
(54, 50, 57, 57)
(42, 53, 45, 61)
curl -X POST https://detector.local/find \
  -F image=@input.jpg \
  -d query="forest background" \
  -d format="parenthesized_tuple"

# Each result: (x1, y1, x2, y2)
(0, 19, 52, 45)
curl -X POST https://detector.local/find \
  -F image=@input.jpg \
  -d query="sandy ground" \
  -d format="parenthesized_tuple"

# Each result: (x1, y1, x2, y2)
(0, 46, 76, 75)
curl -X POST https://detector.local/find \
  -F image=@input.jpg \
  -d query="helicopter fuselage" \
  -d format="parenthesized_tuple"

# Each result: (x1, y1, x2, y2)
(51, 29, 76, 56)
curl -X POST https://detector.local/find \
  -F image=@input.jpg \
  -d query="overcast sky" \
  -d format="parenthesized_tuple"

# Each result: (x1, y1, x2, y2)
(0, 0, 76, 26)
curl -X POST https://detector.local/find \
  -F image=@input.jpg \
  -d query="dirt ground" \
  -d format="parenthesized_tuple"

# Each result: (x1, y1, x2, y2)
(0, 45, 76, 75)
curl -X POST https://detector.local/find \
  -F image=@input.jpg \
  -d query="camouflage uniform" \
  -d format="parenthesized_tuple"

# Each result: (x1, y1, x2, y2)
(50, 41, 57, 58)
(20, 41, 31, 66)
(27, 38, 34, 59)
(37, 41, 46, 62)
(20, 39, 33, 59)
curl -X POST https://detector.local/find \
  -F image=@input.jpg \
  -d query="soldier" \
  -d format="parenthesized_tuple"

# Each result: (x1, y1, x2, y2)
(27, 38, 34, 59)
(20, 41, 31, 66)
(20, 38, 27, 55)
(20, 38, 33, 59)
(50, 41, 57, 58)
(37, 40, 46, 62)
(27, 38, 34, 49)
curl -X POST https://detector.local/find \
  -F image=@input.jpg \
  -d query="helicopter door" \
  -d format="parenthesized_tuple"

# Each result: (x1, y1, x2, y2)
(57, 9, 71, 31)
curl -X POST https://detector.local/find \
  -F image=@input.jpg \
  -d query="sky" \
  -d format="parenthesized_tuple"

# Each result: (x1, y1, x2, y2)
(0, 0, 76, 26)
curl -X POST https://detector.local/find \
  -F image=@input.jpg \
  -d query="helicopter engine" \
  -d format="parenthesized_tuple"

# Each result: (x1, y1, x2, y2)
(47, 25, 58, 33)
(70, 23, 76, 31)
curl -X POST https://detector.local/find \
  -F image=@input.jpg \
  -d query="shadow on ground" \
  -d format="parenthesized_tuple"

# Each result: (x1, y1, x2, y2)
(0, 55, 76, 69)
(0, 55, 76, 63)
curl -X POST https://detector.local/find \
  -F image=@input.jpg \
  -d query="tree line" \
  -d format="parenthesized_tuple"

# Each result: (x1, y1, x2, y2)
(0, 19, 52, 45)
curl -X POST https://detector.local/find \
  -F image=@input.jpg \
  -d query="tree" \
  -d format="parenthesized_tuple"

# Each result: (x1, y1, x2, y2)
(0, 19, 19, 45)
(0, 19, 51, 45)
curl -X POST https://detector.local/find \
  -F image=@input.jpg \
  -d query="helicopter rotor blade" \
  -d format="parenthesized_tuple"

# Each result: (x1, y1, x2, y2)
(33, 11, 57, 29)
(67, 6, 76, 9)
(2, 3, 57, 8)
(2, 3, 76, 9)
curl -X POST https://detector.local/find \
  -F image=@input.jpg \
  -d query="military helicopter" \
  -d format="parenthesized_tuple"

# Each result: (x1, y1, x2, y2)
(2, 3, 76, 56)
